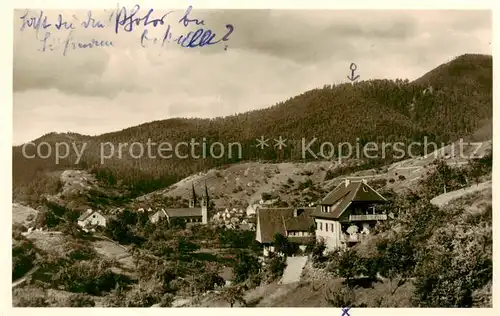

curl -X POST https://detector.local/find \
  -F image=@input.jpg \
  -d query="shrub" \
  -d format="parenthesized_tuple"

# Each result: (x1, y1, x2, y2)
(273, 233, 299, 256)
(221, 285, 246, 307)
(310, 240, 327, 267)
(123, 282, 164, 307)
(15, 294, 50, 307)
(298, 179, 314, 190)
(64, 241, 97, 261)
(13, 223, 27, 233)
(12, 238, 36, 280)
(325, 287, 356, 307)
(261, 192, 277, 201)
(65, 293, 96, 307)
(368, 178, 388, 190)
(262, 254, 287, 283)
(193, 271, 225, 293)
(412, 222, 492, 307)
(53, 259, 129, 295)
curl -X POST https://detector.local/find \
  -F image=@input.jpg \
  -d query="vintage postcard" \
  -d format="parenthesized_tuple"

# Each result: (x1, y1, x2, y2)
(10, 0, 494, 312)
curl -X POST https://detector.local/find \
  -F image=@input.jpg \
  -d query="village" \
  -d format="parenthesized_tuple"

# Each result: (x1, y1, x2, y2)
(11, 133, 493, 308)
(12, 138, 493, 307)
(69, 178, 389, 259)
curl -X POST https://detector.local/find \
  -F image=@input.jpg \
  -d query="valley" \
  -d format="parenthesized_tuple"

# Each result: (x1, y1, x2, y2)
(11, 53, 493, 308)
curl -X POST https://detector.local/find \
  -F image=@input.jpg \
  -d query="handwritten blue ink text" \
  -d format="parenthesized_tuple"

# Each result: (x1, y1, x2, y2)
(114, 5, 173, 34)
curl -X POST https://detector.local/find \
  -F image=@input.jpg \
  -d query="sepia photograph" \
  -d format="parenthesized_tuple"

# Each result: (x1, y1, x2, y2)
(11, 3, 493, 309)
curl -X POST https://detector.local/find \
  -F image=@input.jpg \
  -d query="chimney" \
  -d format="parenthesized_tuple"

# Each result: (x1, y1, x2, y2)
(294, 209, 304, 217)
(345, 179, 350, 187)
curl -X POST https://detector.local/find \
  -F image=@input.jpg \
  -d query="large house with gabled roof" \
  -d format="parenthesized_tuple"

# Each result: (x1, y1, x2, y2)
(255, 179, 388, 256)
(312, 179, 388, 250)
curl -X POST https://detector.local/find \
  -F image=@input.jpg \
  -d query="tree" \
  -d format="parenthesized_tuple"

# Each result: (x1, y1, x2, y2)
(12, 237, 37, 280)
(176, 237, 200, 254)
(374, 238, 416, 294)
(221, 285, 246, 307)
(263, 254, 287, 282)
(233, 252, 260, 283)
(337, 249, 365, 285)
(310, 239, 327, 265)
(194, 271, 225, 293)
(169, 217, 186, 229)
(412, 221, 492, 307)
(272, 233, 299, 256)
(273, 233, 289, 255)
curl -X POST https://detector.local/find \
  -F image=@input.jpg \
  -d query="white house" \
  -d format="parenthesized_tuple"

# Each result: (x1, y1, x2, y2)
(255, 179, 389, 256)
(312, 179, 387, 251)
(77, 209, 107, 229)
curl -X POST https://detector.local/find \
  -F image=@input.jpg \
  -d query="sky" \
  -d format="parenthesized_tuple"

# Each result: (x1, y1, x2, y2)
(13, 8, 492, 145)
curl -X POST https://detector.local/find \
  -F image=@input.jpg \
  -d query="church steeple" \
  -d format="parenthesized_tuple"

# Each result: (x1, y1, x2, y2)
(204, 180, 209, 209)
(191, 182, 197, 207)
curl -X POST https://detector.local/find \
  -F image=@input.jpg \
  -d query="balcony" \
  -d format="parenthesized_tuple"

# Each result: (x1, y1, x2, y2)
(349, 214, 387, 221)
(340, 233, 364, 243)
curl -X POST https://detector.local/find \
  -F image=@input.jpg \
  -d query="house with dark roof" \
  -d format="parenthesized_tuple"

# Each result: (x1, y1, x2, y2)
(312, 179, 387, 250)
(255, 207, 316, 256)
(255, 178, 388, 255)
(77, 209, 107, 229)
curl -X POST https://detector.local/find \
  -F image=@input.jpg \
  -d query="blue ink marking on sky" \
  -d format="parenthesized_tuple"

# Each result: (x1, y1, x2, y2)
(39, 30, 113, 56)
(18, 6, 233, 54)
(81, 10, 106, 29)
(175, 7, 234, 48)
(54, 14, 76, 30)
(138, 5, 235, 50)
(177, 24, 234, 48)
(178, 5, 205, 27)
(114, 5, 173, 34)
(19, 10, 52, 39)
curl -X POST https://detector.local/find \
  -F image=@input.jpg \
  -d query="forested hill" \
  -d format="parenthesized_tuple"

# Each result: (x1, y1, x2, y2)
(13, 53, 492, 200)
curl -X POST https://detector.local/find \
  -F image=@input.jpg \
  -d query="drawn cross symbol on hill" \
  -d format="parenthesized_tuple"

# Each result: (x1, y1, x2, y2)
(341, 307, 351, 316)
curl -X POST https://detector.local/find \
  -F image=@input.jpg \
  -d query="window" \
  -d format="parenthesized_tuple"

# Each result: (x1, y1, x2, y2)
(319, 222, 323, 231)
(326, 224, 328, 232)
(331, 223, 334, 232)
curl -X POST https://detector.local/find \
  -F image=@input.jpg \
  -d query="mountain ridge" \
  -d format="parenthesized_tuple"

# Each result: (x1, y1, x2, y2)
(13, 53, 493, 202)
